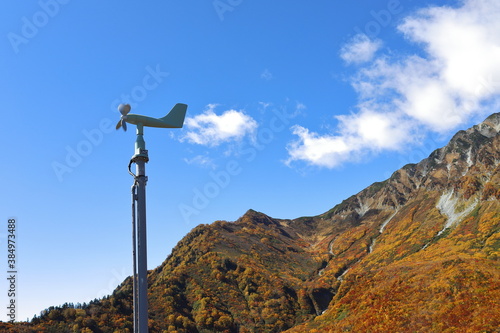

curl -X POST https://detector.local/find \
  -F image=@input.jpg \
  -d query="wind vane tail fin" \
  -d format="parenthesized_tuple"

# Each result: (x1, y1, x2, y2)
(160, 103, 187, 128)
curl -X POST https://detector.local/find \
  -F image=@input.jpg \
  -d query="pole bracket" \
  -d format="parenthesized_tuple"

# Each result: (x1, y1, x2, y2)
(132, 149, 149, 163)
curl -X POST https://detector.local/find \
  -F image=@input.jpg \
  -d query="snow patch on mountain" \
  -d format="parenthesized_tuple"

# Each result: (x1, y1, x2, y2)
(355, 198, 370, 217)
(379, 210, 398, 233)
(368, 210, 398, 253)
(466, 147, 473, 167)
(435, 190, 478, 237)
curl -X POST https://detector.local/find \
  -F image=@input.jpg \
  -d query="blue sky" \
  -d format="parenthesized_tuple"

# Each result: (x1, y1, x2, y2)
(1, 0, 500, 322)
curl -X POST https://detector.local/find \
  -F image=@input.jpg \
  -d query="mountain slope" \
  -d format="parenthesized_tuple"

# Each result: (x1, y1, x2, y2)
(5, 114, 500, 332)
(284, 114, 500, 332)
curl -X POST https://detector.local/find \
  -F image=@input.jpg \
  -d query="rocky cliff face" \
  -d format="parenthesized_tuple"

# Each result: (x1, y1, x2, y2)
(7, 114, 500, 332)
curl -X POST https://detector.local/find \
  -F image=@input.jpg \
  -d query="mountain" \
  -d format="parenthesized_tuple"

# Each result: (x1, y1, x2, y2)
(4, 114, 500, 332)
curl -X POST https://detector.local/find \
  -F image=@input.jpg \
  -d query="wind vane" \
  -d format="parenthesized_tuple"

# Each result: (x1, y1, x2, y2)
(116, 103, 187, 333)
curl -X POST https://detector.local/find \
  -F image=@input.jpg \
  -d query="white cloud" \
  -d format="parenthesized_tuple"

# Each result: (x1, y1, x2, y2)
(287, 0, 500, 168)
(286, 110, 413, 168)
(340, 34, 382, 65)
(181, 105, 258, 146)
(286, 125, 350, 168)
(336, 109, 413, 151)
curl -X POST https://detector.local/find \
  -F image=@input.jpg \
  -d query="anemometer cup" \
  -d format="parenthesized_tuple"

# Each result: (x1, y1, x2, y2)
(118, 104, 131, 114)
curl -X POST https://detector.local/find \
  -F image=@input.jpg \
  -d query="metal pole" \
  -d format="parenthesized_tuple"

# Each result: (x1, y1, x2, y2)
(131, 184, 139, 332)
(135, 159, 148, 333)
(132, 124, 149, 333)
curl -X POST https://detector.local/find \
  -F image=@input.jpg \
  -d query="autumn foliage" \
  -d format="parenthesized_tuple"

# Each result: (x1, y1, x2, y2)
(4, 115, 500, 332)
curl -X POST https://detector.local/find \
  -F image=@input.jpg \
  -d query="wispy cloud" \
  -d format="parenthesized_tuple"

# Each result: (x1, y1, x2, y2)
(261, 69, 274, 80)
(340, 34, 382, 65)
(183, 154, 216, 169)
(181, 104, 258, 147)
(287, 0, 500, 168)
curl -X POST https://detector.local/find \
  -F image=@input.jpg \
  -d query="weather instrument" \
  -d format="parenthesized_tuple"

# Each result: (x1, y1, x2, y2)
(117, 102, 187, 333)
(116, 103, 187, 131)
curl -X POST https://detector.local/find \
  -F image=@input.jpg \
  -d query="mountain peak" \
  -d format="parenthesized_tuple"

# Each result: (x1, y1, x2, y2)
(237, 209, 277, 226)
(481, 112, 500, 133)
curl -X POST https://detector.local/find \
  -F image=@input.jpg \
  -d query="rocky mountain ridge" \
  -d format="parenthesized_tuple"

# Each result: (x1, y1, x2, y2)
(324, 112, 500, 215)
